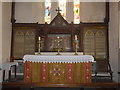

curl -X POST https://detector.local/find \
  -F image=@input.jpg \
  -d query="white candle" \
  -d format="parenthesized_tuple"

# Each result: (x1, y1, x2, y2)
(57, 36, 60, 39)
(38, 36, 41, 40)
(75, 35, 77, 40)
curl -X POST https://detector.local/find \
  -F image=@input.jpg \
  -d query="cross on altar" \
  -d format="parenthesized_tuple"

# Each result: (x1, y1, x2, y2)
(56, 7, 62, 14)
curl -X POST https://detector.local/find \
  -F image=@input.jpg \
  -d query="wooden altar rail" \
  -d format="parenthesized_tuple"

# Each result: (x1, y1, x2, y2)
(2, 82, 120, 89)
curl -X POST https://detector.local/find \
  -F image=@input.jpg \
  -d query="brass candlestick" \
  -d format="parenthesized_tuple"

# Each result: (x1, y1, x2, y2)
(38, 37, 41, 55)
(57, 46, 61, 55)
(56, 36, 62, 55)
(74, 40, 78, 55)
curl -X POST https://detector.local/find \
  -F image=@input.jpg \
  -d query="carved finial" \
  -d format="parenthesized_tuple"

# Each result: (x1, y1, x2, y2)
(56, 7, 62, 14)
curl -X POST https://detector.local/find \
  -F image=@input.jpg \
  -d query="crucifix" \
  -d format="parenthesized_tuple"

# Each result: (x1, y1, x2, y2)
(56, 7, 62, 14)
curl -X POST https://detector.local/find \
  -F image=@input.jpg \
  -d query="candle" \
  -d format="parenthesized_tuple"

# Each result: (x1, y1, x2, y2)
(75, 35, 77, 40)
(38, 36, 41, 40)
(57, 36, 60, 39)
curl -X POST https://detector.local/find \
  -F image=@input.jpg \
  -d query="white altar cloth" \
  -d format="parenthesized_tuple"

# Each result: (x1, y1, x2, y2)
(23, 55, 94, 63)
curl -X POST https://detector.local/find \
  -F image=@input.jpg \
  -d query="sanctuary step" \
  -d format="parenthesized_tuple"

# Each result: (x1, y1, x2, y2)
(2, 82, 119, 90)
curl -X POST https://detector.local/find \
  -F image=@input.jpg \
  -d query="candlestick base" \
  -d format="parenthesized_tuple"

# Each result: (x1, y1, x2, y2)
(37, 52, 41, 55)
(56, 52, 61, 55)
(74, 52, 78, 55)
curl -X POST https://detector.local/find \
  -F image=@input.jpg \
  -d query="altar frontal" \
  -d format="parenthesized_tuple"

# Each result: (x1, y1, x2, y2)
(23, 55, 94, 84)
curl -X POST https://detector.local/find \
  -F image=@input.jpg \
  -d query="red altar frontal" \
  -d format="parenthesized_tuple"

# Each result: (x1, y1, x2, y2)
(23, 55, 94, 84)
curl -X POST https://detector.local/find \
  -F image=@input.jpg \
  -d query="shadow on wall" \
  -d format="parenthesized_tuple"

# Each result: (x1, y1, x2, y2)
(0, 68, 2, 90)
(118, 49, 120, 82)
(0, 66, 2, 83)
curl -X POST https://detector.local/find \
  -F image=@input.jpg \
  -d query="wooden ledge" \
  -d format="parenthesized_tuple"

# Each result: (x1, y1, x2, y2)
(2, 82, 120, 88)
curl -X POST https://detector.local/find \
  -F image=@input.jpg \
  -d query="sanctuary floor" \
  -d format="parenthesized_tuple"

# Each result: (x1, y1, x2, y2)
(1, 76, 120, 90)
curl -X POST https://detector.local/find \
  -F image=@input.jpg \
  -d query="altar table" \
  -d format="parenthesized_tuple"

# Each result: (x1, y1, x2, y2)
(23, 55, 94, 84)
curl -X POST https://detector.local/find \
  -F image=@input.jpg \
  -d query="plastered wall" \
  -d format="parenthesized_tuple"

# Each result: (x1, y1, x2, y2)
(80, 2, 105, 22)
(15, 2, 105, 23)
(0, 2, 12, 83)
(109, 2, 119, 82)
(0, 1, 2, 84)
(118, 2, 120, 82)
(2, 2, 12, 64)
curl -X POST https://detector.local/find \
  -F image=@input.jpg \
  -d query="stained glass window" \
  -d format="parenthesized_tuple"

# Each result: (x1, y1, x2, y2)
(74, 0, 80, 24)
(58, 0, 66, 19)
(44, 1, 80, 23)
(45, 0, 51, 23)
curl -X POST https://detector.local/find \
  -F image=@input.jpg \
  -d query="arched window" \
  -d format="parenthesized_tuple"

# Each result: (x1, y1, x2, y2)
(45, 0, 51, 23)
(58, 0, 66, 19)
(74, 0, 80, 24)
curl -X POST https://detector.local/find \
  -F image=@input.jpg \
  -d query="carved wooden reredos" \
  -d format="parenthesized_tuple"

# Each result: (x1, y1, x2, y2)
(12, 7, 108, 61)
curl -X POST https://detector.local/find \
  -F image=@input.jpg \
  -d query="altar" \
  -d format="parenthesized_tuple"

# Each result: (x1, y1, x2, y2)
(23, 54, 94, 84)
